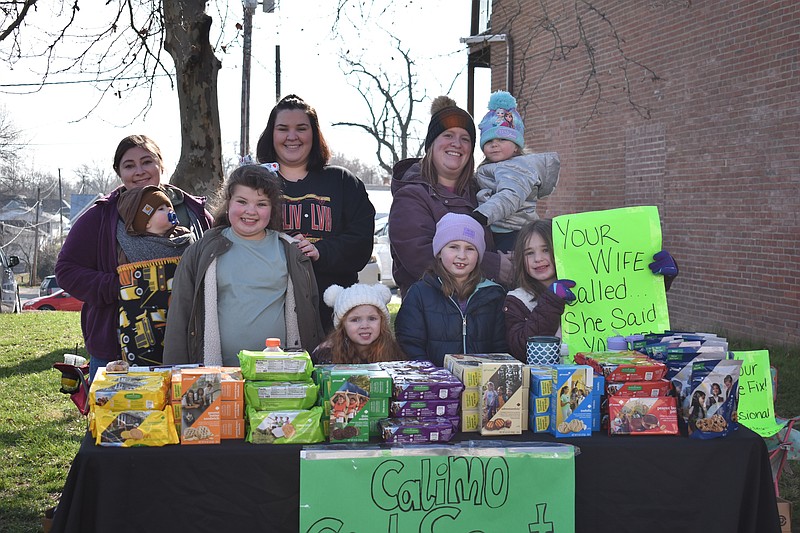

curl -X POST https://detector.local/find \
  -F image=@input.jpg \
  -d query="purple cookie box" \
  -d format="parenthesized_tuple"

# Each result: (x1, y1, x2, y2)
(391, 371, 465, 401)
(379, 417, 456, 444)
(390, 399, 461, 418)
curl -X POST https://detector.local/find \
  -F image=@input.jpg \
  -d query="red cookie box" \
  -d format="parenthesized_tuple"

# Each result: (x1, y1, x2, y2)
(606, 379, 672, 397)
(575, 351, 667, 382)
(608, 396, 678, 435)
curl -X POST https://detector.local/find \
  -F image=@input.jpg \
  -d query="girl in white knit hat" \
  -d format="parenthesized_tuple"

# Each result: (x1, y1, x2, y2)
(312, 283, 405, 364)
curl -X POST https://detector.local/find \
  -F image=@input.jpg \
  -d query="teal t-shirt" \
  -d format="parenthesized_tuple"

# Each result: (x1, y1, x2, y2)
(217, 228, 288, 365)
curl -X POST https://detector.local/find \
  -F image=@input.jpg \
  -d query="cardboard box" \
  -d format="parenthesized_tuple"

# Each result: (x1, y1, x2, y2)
(462, 389, 480, 410)
(575, 351, 667, 382)
(529, 366, 555, 396)
(479, 361, 525, 435)
(219, 399, 244, 419)
(220, 367, 244, 401)
(550, 365, 593, 437)
(444, 353, 519, 387)
(461, 409, 480, 432)
(606, 379, 671, 397)
(220, 418, 245, 440)
(777, 497, 792, 533)
(607, 396, 679, 435)
(179, 369, 221, 445)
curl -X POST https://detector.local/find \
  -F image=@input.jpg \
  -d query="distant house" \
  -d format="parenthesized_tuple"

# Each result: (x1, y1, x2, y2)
(69, 194, 103, 225)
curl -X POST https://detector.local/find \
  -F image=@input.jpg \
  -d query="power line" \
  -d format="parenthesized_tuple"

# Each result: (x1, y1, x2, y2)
(0, 73, 172, 89)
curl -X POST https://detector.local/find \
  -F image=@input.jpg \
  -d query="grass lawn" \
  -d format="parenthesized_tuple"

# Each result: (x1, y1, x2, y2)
(0, 311, 797, 532)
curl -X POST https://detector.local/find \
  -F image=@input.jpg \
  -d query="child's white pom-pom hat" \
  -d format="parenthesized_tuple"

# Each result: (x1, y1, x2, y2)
(323, 283, 393, 327)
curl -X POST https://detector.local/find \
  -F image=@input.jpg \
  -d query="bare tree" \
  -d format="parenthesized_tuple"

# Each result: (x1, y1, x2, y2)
(1, 0, 226, 197)
(73, 162, 118, 195)
(328, 152, 384, 186)
(0, 105, 21, 164)
(333, 35, 425, 175)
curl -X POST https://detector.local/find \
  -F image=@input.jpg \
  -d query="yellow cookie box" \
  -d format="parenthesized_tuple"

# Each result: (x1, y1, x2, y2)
(90, 369, 171, 411)
(93, 405, 178, 447)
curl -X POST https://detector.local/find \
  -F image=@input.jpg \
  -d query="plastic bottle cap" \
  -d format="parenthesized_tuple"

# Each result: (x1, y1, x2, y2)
(265, 338, 281, 348)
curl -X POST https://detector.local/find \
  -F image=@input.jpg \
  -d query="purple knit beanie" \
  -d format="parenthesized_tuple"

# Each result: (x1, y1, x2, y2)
(432, 213, 486, 260)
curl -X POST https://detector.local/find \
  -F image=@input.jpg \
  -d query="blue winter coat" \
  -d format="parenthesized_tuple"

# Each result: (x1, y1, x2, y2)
(394, 274, 508, 367)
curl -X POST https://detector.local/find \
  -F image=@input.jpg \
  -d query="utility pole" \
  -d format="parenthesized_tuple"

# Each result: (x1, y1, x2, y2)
(32, 187, 40, 285)
(240, 0, 257, 161)
(58, 168, 64, 243)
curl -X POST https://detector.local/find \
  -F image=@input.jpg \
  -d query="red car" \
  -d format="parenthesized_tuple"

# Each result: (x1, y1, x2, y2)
(22, 289, 84, 312)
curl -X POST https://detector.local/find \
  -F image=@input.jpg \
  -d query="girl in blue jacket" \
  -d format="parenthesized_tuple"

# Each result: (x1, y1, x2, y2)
(395, 213, 507, 367)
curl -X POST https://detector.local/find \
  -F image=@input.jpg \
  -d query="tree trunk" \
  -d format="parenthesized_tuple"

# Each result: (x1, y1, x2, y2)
(163, 0, 224, 198)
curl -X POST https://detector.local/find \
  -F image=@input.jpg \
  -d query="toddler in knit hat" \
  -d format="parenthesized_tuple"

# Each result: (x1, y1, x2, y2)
(116, 185, 195, 263)
(473, 90, 561, 252)
(311, 283, 405, 365)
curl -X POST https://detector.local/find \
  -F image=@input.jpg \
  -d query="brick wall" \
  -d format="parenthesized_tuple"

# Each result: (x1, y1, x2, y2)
(489, 0, 799, 345)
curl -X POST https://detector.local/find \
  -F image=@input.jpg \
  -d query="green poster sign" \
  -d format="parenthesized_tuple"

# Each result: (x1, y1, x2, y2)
(299, 444, 576, 532)
(553, 207, 670, 357)
(732, 350, 786, 437)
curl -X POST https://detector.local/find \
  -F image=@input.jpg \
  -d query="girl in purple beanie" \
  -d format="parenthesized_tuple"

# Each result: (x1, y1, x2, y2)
(394, 213, 507, 367)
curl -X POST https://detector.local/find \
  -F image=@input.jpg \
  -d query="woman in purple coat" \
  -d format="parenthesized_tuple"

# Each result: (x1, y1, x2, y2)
(388, 96, 514, 297)
(56, 135, 213, 380)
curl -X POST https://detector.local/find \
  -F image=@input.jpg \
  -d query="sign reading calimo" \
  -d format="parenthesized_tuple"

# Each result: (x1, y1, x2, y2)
(299, 444, 575, 532)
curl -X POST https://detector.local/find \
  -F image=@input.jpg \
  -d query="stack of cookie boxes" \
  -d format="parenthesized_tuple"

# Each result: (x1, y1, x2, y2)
(170, 367, 245, 443)
(575, 351, 678, 435)
(315, 363, 392, 443)
(238, 349, 324, 444)
(377, 360, 464, 444)
(443, 354, 527, 435)
(89, 367, 178, 447)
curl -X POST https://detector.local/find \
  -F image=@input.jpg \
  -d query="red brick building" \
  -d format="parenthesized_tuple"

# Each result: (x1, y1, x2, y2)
(466, 1, 799, 345)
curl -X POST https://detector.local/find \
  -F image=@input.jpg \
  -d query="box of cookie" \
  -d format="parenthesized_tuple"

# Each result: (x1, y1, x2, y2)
(327, 388, 369, 443)
(391, 370, 464, 401)
(379, 417, 455, 444)
(607, 396, 679, 435)
(550, 365, 593, 438)
(443, 353, 519, 388)
(575, 351, 667, 382)
(479, 361, 525, 436)
(606, 379, 672, 398)
(389, 399, 460, 418)
(179, 368, 222, 445)
(319, 364, 393, 399)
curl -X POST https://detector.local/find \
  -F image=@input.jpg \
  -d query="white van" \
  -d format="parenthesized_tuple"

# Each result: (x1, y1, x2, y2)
(0, 247, 21, 313)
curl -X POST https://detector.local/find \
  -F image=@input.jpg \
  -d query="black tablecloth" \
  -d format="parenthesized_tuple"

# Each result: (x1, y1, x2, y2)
(51, 427, 780, 533)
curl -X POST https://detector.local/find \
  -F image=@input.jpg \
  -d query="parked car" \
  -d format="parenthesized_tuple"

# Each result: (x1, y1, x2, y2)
(40, 275, 61, 296)
(22, 289, 84, 312)
(356, 214, 395, 289)
(371, 216, 395, 289)
(0, 247, 21, 313)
